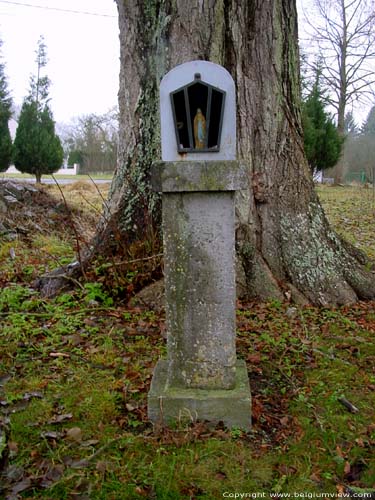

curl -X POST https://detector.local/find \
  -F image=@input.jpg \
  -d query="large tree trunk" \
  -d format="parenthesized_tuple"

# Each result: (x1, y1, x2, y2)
(57, 0, 375, 306)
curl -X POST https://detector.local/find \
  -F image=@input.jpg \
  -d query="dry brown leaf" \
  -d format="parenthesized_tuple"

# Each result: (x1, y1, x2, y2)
(48, 413, 73, 424)
(96, 460, 109, 473)
(344, 461, 351, 475)
(66, 427, 83, 442)
(7, 441, 18, 455)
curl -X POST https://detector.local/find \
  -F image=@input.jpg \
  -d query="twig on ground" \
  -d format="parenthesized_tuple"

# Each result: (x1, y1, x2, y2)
(39, 273, 85, 290)
(338, 397, 359, 414)
(98, 253, 163, 270)
(87, 174, 110, 213)
(52, 175, 87, 280)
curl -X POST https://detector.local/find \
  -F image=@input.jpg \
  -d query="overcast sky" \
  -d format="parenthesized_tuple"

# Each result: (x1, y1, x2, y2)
(0, 0, 119, 124)
(0, 0, 372, 127)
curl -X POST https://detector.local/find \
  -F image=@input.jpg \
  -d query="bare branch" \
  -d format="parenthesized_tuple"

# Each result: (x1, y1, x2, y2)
(300, 0, 375, 124)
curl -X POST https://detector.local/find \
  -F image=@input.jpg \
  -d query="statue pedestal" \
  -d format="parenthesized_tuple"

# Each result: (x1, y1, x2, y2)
(148, 161, 251, 430)
(149, 359, 251, 429)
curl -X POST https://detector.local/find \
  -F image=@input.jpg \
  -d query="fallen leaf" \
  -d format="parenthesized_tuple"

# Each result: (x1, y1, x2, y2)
(310, 472, 321, 482)
(81, 439, 99, 447)
(7, 441, 18, 455)
(10, 477, 32, 495)
(40, 431, 64, 440)
(344, 460, 367, 481)
(159, 322, 167, 338)
(4, 465, 24, 482)
(247, 353, 262, 363)
(344, 461, 351, 475)
(64, 334, 84, 346)
(355, 437, 365, 447)
(70, 458, 90, 469)
(278, 464, 297, 475)
(215, 471, 227, 480)
(66, 427, 82, 442)
(6, 400, 30, 413)
(135, 486, 149, 497)
(96, 460, 108, 473)
(337, 484, 345, 495)
(252, 397, 264, 421)
(84, 318, 97, 327)
(23, 391, 43, 400)
(0, 374, 11, 386)
(48, 413, 73, 424)
(338, 397, 359, 413)
(280, 416, 289, 426)
(336, 445, 344, 458)
(72, 476, 91, 494)
(40, 464, 65, 488)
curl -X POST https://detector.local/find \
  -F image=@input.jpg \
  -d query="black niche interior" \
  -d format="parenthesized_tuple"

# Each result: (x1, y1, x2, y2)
(170, 74, 226, 153)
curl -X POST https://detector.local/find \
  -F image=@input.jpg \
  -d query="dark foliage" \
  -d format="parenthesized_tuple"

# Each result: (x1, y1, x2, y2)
(302, 79, 343, 172)
(13, 101, 63, 182)
(12, 37, 63, 182)
(0, 37, 13, 172)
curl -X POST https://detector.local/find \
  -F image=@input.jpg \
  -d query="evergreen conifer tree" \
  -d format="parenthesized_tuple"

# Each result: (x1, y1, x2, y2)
(302, 70, 343, 172)
(344, 111, 359, 137)
(0, 37, 13, 172)
(361, 105, 375, 135)
(13, 36, 63, 182)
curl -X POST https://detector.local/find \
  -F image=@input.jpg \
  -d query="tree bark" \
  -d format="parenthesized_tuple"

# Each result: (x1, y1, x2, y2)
(331, 0, 348, 185)
(46, 0, 375, 306)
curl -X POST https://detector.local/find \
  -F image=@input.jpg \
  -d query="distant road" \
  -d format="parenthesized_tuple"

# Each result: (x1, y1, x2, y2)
(1, 176, 112, 185)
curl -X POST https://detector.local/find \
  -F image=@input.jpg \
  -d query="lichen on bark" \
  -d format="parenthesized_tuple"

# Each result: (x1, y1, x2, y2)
(38, 0, 375, 305)
(108, 0, 375, 305)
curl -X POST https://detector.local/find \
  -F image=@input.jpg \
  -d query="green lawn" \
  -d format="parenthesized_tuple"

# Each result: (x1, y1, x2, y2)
(317, 184, 375, 260)
(0, 183, 374, 499)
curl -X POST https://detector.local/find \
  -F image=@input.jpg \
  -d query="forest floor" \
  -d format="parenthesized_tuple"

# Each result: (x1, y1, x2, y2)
(0, 181, 374, 499)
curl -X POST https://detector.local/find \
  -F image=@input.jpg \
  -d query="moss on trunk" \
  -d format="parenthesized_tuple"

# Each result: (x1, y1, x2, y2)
(39, 0, 375, 305)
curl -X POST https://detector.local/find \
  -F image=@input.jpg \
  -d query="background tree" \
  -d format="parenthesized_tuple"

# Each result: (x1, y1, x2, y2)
(343, 103, 375, 181)
(361, 104, 375, 135)
(302, 68, 343, 172)
(67, 149, 84, 168)
(59, 108, 118, 174)
(0, 36, 13, 173)
(13, 36, 63, 183)
(344, 111, 359, 136)
(40, 0, 375, 306)
(301, 0, 375, 182)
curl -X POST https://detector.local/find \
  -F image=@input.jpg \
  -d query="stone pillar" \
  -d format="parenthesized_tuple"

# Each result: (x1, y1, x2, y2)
(148, 161, 251, 429)
(147, 60, 251, 429)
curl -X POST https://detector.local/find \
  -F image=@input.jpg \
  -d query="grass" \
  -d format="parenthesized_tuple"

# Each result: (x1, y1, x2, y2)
(0, 182, 374, 498)
(317, 184, 375, 260)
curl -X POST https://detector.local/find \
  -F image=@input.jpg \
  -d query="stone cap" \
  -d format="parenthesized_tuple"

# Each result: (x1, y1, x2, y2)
(151, 161, 247, 193)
